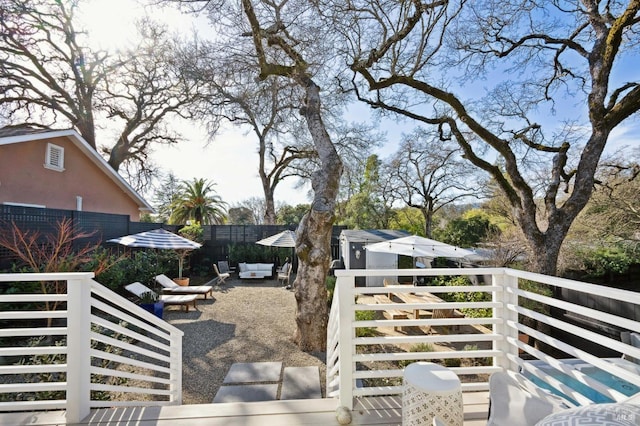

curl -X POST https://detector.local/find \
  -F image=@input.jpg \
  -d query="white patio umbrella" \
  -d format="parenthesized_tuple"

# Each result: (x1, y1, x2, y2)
(256, 230, 297, 248)
(108, 228, 202, 279)
(363, 235, 475, 260)
(256, 230, 297, 273)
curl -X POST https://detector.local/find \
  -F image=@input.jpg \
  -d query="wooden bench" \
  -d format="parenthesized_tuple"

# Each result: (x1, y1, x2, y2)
(374, 294, 408, 331)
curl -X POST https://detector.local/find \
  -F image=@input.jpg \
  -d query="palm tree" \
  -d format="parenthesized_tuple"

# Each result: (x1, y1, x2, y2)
(169, 178, 227, 225)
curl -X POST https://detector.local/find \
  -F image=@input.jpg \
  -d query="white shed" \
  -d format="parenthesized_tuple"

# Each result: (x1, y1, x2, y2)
(339, 229, 410, 287)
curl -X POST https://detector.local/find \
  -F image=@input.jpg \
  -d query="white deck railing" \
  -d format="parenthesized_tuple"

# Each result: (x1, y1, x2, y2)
(0, 273, 183, 423)
(327, 268, 640, 409)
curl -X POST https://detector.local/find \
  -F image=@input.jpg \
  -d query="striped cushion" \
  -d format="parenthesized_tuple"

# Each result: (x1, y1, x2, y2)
(535, 403, 640, 426)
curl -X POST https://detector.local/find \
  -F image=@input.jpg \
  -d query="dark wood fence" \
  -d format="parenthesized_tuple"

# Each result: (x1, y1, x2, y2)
(0, 205, 345, 271)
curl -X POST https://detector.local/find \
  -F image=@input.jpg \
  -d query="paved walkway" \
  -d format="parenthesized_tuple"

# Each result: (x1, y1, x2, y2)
(213, 361, 321, 403)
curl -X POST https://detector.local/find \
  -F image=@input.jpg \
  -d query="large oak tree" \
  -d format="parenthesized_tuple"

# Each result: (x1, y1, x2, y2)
(0, 0, 206, 186)
(185, 46, 316, 224)
(187, 0, 343, 350)
(329, 0, 640, 275)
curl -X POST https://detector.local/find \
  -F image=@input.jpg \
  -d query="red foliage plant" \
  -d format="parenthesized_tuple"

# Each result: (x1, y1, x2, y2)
(0, 218, 112, 320)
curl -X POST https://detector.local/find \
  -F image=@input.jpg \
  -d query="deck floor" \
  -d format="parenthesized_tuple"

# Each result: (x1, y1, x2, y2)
(0, 393, 489, 425)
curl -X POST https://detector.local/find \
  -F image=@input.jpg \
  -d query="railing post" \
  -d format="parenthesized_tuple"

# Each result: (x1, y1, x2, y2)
(337, 274, 355, 410)
(493, 271, 519, 372)
(170, 333, 183, 404)
(66, 276, 92, 423)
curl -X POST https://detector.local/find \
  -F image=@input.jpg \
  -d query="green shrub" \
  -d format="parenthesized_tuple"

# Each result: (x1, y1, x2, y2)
(410, 342, 435, 353)
(434, 276, 492, 318)
(579, 246, 633, 278)
(355, 310, 376, 337)
(228, 243, 290, 264)
(398, 342, 435, 368)
(462, 344, 492, 366)
(84, 248, 128, 291)
(444, 357, 462, 367)
(326, 275, 337, 307)
(92, 250, 177, 293)
(0, 324, 134, 403)
(434, 214, 499, 248)
(178, 222, 204, 243)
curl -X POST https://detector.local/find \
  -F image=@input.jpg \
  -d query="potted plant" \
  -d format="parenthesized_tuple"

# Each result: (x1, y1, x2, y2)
(139, 291, 164, 319)
(174, 222, 204, 286)
(173, 249, 191, 286)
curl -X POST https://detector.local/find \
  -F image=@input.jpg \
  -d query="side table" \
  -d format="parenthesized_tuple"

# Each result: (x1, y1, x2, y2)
(402, 362, 463, 426)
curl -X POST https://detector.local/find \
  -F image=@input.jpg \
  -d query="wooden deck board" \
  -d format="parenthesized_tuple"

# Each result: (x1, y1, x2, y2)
(0, 393, 489, 425)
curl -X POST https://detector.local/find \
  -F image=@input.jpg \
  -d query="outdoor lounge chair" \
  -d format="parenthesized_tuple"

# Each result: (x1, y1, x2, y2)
(155, 274, 214, 299)
(125, 282, 198, 312)
(213, 264, 230, 285)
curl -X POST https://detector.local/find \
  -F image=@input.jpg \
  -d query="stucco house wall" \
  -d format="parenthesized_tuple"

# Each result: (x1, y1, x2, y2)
(0, 129, 152, 219)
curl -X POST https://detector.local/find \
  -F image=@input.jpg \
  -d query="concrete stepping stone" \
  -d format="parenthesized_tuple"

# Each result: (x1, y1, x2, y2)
(213, 384, 278, 403)
(222, 361, 282, 384)
(280, 366, 321, 400)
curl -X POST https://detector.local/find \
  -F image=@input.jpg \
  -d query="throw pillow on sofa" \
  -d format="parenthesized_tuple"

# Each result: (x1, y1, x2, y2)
(535, 403, 640, 426)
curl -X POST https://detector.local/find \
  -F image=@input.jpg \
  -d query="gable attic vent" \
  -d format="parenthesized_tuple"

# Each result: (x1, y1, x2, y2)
(44, 143, 65, 171)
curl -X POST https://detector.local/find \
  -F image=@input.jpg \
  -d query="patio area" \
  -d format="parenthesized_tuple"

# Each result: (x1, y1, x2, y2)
(1, 267, 639, 425)
(159, 275, 325, 405)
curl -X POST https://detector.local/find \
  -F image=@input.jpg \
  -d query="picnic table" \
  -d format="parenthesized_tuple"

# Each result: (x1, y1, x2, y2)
(393, 291, 445, 319)
(382, 279, 465, 320)
(373, 294, 409, 331)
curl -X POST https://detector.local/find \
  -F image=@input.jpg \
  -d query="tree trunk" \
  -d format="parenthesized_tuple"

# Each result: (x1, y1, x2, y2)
(293, 209, 335, 351)
(261, 178, 277, 224)
(263, 192, 277, 224)
(107, 136, 130, 171)
(258, 132, 277, 225)
(292, 77, 343, 351)
(76, 119, 96, 150)
(528, 236, 562, 276)
(422, 207, 434, 238)
(518, 211, 572, 276)
(238, 0, 342, 352)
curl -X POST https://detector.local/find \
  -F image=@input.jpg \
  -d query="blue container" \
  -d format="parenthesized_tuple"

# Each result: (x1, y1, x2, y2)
(140, 301, 164, 319)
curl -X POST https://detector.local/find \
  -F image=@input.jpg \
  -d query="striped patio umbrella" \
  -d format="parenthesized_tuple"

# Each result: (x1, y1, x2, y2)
(256, 230, 297, 271)
(256, 230, 297, 248)
(107, 228, 201, 250)
(108, 228, 201, 279)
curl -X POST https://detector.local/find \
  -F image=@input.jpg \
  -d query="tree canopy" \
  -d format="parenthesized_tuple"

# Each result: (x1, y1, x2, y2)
(331, 0, 640, 274)
(0, 0, 206, 187)
(386, 129, 481, 237)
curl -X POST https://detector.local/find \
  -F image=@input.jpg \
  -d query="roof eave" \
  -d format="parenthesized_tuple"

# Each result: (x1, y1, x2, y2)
(0, 129, 156, 213)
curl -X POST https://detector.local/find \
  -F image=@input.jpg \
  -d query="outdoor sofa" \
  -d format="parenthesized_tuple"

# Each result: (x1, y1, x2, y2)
(238, 262, 274, 279)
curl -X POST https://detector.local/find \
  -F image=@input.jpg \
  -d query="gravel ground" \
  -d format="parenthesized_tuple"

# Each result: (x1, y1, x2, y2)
(164, 275, 327, 405)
